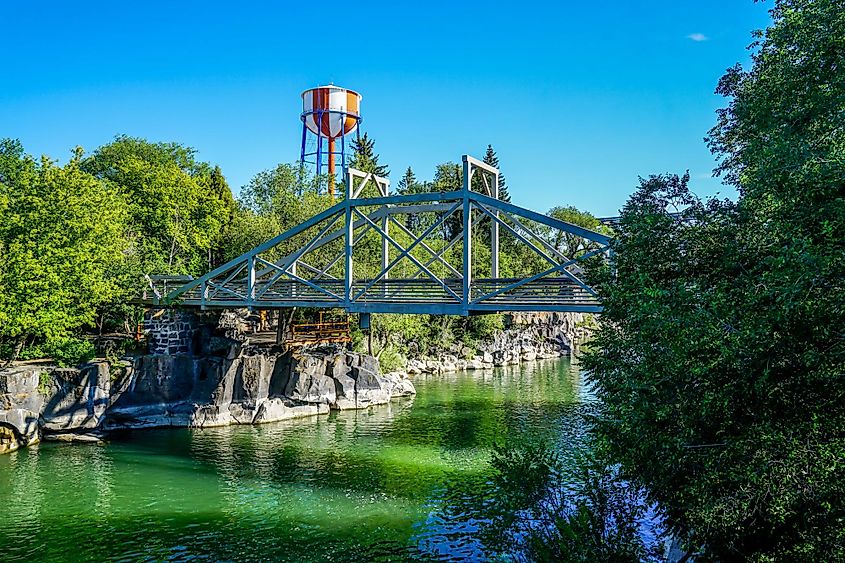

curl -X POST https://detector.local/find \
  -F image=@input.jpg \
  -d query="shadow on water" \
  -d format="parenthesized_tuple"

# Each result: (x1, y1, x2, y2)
(0, 358, 590, 562)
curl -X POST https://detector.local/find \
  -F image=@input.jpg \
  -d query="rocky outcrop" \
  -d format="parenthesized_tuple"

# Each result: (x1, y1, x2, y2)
(0, 366, 44, 454)
(0, 344, 416, 453)
(406, 311, 590, 373)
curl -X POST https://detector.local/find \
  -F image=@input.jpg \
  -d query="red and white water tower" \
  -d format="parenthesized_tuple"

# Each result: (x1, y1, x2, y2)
(300, 85, 362, 199)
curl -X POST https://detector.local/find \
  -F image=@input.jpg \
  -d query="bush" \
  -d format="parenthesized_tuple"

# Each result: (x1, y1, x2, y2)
(378, 346, 405, 373)
(16, 344, 46, 362)
(44, 337, 96, 367)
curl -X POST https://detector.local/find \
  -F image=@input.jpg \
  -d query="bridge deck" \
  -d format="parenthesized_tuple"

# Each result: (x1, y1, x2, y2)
(138, 277, 602, 314)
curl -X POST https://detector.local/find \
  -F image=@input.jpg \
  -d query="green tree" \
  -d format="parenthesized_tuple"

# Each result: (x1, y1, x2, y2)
(200, 165, 237, 268)
(547, 205, 610, 258)
(0, 143, 128, 360)
(483, 144, 510, 202)
(82, 135, 233, 277)
(433, 162, 463, 241)
(396, 166, 417, 195)
(349, 133, 389, 177)
(585, 1, 845, 559)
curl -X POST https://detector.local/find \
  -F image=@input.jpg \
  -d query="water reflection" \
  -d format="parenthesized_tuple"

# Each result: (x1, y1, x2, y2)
(0, 358, 589, 562)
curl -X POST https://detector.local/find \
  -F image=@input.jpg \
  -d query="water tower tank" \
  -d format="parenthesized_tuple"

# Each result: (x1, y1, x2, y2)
(301, 86, 361, 138)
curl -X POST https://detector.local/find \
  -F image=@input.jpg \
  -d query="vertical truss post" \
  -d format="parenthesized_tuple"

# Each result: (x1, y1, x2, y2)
(381, 209, 389, 299)
(344, 170, 354, 307)
(462, 155, 472, 312)
(247, 255, 256, 307)
(492, 170, 500, 279)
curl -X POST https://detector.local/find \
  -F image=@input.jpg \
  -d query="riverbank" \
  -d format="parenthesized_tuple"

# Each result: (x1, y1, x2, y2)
(0, 347, 416, 455)
(0, 311, 590, 455)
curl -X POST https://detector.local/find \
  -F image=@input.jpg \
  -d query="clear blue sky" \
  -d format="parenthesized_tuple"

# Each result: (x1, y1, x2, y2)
(0, 1, 771, 216)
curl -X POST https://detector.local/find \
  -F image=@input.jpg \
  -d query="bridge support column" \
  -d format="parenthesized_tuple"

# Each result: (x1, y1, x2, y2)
(359, 313, 372, 355)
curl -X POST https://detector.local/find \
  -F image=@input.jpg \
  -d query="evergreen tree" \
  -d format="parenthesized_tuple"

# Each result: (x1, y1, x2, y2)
(483, 144, 510, 202)
(434, 162, 463, 240)
(398, 167, 426, 232)
(397, 166, 417, 195)
(349, 133, 389, 177)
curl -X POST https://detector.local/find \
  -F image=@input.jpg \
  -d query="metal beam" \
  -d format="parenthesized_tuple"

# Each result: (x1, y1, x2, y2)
(470, 192, 612, 245)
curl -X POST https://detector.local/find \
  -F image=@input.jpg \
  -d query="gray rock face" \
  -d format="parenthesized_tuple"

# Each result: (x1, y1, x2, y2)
(0, 408, 40, 454)
(1, 366, 45, 452)
(400, 311, 589, 374)
(41, 363, 111, 432)
(0, 343, 416, 453)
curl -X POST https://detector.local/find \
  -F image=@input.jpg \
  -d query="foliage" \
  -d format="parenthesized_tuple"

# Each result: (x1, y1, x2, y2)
(0, 143, 128, 359)
(584, 2, 845, 559)
(546, 206, 611, 258)
(483, 144, 510, 202)
(44, 337, 96, 367)
(349, 132, 389, 177)
(377, 347, 405, 373)
(82, 135, 234, 276)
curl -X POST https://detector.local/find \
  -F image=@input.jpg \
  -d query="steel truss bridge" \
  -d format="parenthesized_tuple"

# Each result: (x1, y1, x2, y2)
(141, 155, 612, 315)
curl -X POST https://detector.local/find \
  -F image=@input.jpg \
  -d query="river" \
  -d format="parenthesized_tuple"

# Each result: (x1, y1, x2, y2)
(0, 358, 593, 562)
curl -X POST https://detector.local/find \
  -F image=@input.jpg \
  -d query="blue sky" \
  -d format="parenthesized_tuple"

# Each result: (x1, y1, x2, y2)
(0, 1, 772, 216)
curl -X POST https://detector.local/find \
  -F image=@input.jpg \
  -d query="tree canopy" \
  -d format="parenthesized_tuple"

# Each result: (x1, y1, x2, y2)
(0, 143, 127, 359)
(584, 1, 845, 559)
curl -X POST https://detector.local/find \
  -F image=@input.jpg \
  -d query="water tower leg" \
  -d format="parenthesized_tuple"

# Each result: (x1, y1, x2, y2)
(328, 137, 336, 201)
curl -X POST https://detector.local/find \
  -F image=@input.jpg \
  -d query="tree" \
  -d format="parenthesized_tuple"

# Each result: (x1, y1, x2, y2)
(201, 165, 237, 268)
(349, 133, 389, 177)
(0, 143, 128, 360)
(397, 167, 426, 232)
(82, 135, 233, 277)
(483, 144, 510, 203)
(434, 162, 463, 240)
(396, 166, 417, 195)
(547, 205, 609, 258)
(584, 1, 845, 559)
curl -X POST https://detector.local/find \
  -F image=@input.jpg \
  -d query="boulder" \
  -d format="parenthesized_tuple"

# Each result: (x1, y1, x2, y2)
(252, 398, 328, 424)
(40, 363, 111, 432)
(351, 366, 390, 406)
(0, 408, 40, 454)
(382, 372, 416, 398)
(284, 370, 337, 405)
(467, 358, 485, 370)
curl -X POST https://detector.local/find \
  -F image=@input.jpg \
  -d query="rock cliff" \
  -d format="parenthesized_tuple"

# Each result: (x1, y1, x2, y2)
(0, 344, 415, 454)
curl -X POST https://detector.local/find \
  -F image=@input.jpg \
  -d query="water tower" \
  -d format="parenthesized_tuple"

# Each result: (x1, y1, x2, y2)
(300, 85, 362, 199)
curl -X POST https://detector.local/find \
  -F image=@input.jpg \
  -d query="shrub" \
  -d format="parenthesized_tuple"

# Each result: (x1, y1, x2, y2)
(44, 337, 96, 367)
(378, 346, 405, 373)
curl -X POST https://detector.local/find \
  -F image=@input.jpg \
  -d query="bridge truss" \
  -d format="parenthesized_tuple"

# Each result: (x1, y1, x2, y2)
(142, 155, 611, 314)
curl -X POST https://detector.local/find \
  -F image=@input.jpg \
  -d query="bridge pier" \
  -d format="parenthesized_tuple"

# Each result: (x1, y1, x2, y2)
(143, 310, 201, 355)
(359, 313, 372, 355)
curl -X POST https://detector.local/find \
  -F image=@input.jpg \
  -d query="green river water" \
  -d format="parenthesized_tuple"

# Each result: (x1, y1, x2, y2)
(0, 358, 592, 562)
